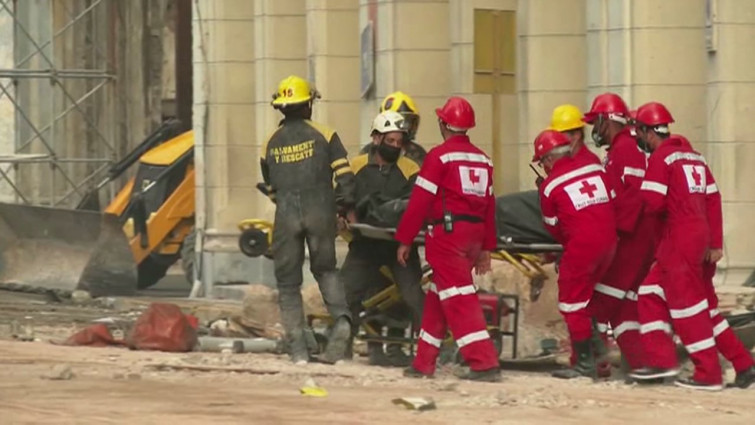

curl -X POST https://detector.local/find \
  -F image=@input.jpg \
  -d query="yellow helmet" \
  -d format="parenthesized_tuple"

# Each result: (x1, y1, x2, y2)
(380, 91, 420, 139)
(271, 75, 320, 108)
(549, 104, 584, 132)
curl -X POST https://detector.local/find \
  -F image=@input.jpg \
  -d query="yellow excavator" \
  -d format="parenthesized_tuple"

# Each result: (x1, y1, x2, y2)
(0, 120, 196, 297)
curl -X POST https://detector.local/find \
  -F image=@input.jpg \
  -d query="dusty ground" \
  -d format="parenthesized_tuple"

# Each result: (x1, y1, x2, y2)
(0, 262, 754, 425)
(1, 339, 753, 425)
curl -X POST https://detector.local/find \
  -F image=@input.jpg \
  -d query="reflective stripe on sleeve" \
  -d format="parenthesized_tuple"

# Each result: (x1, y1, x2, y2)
(415, 176, 438, 194)
(640, 180, 668, 195)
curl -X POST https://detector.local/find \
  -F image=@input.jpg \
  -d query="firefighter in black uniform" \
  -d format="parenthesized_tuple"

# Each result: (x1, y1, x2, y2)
(360, 91, 427, 165)
(343, 111, 425, 367)
(261, 75, 356, 365)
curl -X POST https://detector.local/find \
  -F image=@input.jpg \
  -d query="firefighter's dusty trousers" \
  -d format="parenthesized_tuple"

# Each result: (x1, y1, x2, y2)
(272, 189, 351, 343)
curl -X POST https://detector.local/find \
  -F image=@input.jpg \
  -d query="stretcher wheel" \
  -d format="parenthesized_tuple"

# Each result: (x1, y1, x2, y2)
(239, 228, 269, 258)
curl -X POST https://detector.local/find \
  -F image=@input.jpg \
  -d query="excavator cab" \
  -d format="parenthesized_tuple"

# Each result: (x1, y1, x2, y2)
(110, 131, 196, 289)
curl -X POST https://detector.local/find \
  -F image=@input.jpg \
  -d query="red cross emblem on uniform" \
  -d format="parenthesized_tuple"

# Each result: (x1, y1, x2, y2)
(579, 180, 598, 198)
(468, 168, 481, 185)
(691, 167, 702, 186)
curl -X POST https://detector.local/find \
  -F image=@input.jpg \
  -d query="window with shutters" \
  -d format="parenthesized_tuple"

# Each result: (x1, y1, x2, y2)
(473, 9, 516, 94)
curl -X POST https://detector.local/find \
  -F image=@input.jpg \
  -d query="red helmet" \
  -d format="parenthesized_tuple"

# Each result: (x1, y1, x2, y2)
(532, 130, 570, 162)
(436, 96, 476, 131)
(583, 93, 630, 124)
(635, 102, 674, 127)
(628, 109, 638, 122)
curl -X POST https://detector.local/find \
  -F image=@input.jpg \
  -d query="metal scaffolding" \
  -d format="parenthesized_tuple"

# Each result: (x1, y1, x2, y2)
(0, 0, 116, 207)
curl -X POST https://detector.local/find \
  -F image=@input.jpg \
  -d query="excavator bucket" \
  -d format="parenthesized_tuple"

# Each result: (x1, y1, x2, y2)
(0, 203, 138, 297)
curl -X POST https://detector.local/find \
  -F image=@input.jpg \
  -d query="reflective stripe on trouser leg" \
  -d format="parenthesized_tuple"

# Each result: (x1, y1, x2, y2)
(670, 305, 721, 384)
(637, 264, 678, 369)
(709, 308, 755, 372)
(410, 288, 447, 375)
(610, 285, 646, 368)
(664, 290, 722, 383)
(442, 292, 499, 372)
(431, 284, 497, 372)
(422, 222, 499, 372)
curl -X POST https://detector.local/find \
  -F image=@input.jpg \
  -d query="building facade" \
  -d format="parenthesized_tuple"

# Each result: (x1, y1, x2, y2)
(193, 0, 755, 290)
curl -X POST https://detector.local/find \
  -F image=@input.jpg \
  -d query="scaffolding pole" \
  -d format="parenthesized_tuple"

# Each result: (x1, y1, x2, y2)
(0, 0, 116, 207)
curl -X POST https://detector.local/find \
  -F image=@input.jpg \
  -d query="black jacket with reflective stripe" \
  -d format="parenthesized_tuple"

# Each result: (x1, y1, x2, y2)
(351, 147, 419, 221)
(261, 118, 356, 209)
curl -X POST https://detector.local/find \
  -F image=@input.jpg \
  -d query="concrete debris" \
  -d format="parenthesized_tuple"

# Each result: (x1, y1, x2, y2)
(437, 381, 459, 392)
(42, 364, 74, 380)
(10, 320, 35, 342)
(392, 397, 436, 411)
(70, 290, 92, 305)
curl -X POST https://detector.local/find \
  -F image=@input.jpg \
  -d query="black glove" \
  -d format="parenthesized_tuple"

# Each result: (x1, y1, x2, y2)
(535, 176, 545, 188)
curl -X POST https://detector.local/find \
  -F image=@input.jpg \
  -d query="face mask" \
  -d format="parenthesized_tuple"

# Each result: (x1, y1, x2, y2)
(591, 118, 607, 147)
(377, 143, 401, 163)
(590, 125, 606, 147)
(636, 137, 652, 153)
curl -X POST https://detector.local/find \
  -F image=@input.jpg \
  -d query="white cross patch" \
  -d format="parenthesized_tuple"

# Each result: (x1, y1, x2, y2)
(459, 166, 489, 197)
(564, 176, 609, 210)
(682, 164, 706, 194)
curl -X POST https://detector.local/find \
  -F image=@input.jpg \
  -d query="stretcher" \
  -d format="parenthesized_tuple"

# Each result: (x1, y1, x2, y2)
(237, 216, 563, 362)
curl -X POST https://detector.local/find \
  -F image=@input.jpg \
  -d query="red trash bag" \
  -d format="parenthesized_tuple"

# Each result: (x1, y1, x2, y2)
(62, 323, 126, 347)
(126, 303, 198, 352)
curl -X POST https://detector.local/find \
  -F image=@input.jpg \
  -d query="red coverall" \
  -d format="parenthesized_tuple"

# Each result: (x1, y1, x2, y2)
(575, 144, 602, 165)
(591, 128, 657, 369)
(395, 134, 499, 375)
(539, 156, 617, 344)
(637, 135, 722, 385)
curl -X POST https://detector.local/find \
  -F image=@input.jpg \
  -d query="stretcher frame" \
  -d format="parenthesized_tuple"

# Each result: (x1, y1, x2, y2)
(237, 218, 563, 361)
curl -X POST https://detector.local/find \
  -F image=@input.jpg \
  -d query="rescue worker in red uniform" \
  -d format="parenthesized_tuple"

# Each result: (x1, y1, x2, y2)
(534, 130, 617, 379)
(395, 96, 501, 382)
(549, 104, 601, 165)
(630, 102, 755, 390)
(582, 93, 656, 372)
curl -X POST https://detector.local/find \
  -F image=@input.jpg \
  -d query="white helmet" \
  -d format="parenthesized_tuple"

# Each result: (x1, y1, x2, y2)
(370, 111, 408, 135)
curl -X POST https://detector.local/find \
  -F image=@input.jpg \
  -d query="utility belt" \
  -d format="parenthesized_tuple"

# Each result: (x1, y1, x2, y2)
(429, 213, 483, 233)
(432, 188, 484, 233)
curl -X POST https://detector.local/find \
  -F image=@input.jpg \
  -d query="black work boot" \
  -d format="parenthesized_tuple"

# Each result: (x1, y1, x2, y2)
(288, 328, 310, 365)
(590, 320, 608, 358)
(367, 342, 391, 366)
(456, 367, 502, 382)
(278, 289, 310, 365)
(385, 328, 412, 367)
(321, 315, 352, 364)
(552, 339, 596, 379)
(628, 366, 679, 381)
(730, 366, 755, 389)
